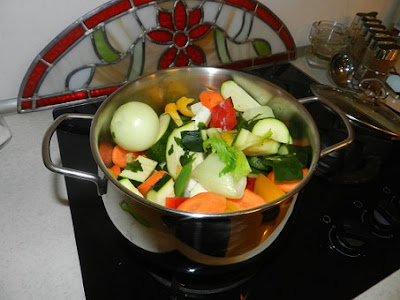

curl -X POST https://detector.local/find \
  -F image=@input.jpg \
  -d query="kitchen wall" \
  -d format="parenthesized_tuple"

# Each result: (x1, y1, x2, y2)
(0, 0, 398, 104)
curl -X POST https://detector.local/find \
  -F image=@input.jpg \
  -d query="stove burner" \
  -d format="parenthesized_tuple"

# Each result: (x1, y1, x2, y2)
(328, 225, 364, 258)
(362, 210, 394, 239)
(375, 191, 400, 235)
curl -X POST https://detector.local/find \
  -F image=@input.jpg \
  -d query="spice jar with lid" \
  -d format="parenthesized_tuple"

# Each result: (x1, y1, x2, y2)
(353, 42, 400, 96)
(351, 22, 386, 66)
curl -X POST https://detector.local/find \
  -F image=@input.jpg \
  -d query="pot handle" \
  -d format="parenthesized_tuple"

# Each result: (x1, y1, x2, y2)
(298, 96, 354, 158)
(42, 113, 107, 195)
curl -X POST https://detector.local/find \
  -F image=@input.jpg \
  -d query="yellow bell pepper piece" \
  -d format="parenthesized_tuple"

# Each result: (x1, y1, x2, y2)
(221, 131, 235, 146)
(176, 96, 195, 117)
(254, 173, 285, 204)
(165, 102, 183, 127)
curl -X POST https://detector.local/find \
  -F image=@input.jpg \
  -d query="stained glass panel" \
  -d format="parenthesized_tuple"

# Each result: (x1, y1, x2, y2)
(18, 0, 296, 112)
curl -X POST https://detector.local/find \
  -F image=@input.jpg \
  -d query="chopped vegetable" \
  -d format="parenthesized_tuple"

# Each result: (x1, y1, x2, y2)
(210, 97, 237, 131)
(220, 80, 261, 112)
(181, 130, 204, 152)
(268, 168, 309, 192)
(254, 173, 285, 203)
(203, 138, 251, 181)
(199, 90, 224, 109)
(262, 155, 304, 183)
(227, 189, 266, 210)
(109, 164, 121, 178)
(191, 153, 247, 199)
(166, 197, 188, 209)
(174, 162, 192, 197)
(177, 192, 227, 213)
(165, 102, 183, 127)
(99, 142, 114, 168)
(176, 96, 195, 117)
(137, 170, 167, 195)
(112, 145, 131, 168)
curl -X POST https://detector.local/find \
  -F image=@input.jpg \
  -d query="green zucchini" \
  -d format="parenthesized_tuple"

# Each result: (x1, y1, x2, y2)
(146, 174, 175, 206)
(146, 113, 176, 163)
(119, 155, 158, 182)
(251, 118, 291, 144)
(220, 80, 261, 112)
(118, 178, 143, 197)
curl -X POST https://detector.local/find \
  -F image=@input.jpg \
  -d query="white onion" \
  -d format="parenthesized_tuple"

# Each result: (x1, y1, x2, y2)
(110, 102, 159, 151)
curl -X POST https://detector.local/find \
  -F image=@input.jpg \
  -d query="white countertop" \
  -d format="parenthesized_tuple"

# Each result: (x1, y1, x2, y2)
(1, 56, 400, 299)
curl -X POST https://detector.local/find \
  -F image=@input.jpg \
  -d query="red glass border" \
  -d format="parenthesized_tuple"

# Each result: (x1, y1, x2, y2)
(84, 0, 132, 29)
(22, 61, 48, 98)
(225, 0, 256, 11)
(255, 6, 281, 31)
(42, 25, 86, 63)
(36, 91, 89, 108)
(90, 85, 122, 97)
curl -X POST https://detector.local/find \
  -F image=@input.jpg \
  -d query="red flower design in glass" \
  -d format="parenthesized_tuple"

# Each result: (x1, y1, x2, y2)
(147, 0, 211, 69)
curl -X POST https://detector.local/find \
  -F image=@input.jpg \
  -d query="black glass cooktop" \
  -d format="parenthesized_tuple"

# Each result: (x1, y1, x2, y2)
(53, 63, 400, 300)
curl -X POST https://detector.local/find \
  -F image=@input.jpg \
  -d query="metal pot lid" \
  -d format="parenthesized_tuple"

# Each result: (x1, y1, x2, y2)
(311, 84, 400, 139)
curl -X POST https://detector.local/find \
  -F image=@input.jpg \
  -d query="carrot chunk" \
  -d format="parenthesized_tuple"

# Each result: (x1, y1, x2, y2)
(177, 192, 227, 213)
(227, 189, 266, 211)
(199, 90, 224, 109)
(112, 145, 130, 168)
(109, 164, 121, 178)
(137, 171, 167, 196)
(98, 142, 114, 168)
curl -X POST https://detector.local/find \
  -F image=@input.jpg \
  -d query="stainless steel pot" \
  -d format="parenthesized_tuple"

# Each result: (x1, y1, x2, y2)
(42, 67, 353, 266)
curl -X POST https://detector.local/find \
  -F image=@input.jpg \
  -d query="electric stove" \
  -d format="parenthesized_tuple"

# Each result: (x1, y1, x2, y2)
(53, 63, 400, 299)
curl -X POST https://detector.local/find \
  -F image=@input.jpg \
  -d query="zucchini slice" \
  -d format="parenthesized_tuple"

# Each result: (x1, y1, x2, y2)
(251, 118, 291, 144)
(146, 113, 176, 163)
(146, 174, 175, 206)
(118, 178, 144, 197)
(119, 155, 158, 182)
(220, 80, 261, 112)
(166, 121, 204, 179)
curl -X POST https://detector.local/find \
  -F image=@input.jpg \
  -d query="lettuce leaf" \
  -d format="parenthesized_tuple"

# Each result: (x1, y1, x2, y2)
(203, 138, 251, 181)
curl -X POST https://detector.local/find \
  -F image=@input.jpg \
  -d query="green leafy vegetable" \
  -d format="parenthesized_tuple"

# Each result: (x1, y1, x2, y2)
(125, 160, 143, 172)
(203, 137, 251, 181)
(168, 144, 174, 155)
(180, 151, 195, 167)
(262, 155, 303, 182)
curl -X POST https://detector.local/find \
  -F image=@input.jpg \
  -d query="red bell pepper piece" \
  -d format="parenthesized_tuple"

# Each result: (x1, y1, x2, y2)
(246, 177, 256, 191)
(210, 97, 237, 131)
(166, 197, 188, 209)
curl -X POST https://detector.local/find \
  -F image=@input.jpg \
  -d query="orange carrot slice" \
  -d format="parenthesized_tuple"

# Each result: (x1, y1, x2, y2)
(199, 91, 224, 109)
(137, 171, 167, 196)
(267, 168, 309, 193)
(112, 145, 130, 168)
(98, 142, 114, 168)
(109, 164, 121, 178)
(227, 189, 266, 211)
(177, 192, 227, 213)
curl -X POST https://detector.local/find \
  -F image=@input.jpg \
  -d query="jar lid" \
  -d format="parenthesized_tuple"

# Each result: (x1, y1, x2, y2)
(311, 84, 400, 139)
(375, 43, 400, 61)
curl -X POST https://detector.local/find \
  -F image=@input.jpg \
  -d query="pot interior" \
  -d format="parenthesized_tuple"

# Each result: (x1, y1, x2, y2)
(91, 67, 320, 213)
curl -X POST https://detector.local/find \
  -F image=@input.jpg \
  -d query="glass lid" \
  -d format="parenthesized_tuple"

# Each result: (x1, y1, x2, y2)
(311, 84, 400, 139)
